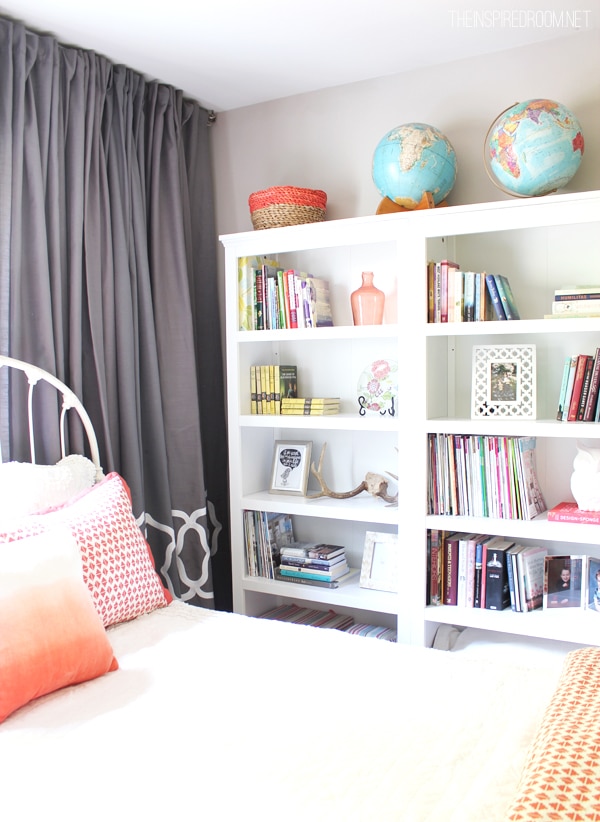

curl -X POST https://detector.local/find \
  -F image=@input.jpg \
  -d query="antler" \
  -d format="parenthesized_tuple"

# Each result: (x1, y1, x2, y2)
(307, 443, 398, 505)
(308, 443, 368, 499)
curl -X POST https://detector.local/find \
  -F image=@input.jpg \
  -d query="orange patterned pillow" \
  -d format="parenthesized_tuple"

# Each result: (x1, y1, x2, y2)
(0, 529, 118, 722)
(0, 472, 171, 627)
(507, 647, 600, 820)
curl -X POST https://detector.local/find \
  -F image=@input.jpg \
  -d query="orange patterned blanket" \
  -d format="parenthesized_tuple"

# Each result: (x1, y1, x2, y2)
(508, 647, 600, 821)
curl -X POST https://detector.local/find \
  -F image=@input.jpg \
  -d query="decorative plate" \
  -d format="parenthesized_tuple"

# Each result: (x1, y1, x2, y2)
(357, 359, 398, 416)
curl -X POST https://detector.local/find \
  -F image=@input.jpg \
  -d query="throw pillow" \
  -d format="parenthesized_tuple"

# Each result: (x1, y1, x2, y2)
(0, 529, 118, 723)
(0, 472, 172, 627)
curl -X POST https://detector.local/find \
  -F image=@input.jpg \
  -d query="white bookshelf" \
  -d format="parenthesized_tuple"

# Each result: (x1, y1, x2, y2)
(221, 189, 600, 646)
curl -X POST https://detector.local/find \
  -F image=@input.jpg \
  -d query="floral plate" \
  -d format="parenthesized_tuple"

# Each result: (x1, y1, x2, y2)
(357, 359, 398, 416)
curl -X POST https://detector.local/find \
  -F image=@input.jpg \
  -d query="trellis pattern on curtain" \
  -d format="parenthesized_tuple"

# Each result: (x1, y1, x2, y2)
(0, 17, 231, 611)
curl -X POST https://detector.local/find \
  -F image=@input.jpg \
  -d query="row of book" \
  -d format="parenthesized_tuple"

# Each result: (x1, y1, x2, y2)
(428, 433, 546, 520)
(546, 285, 600, 318)
(427, 259, 520, 323)
(260, 603, 397, 640)
(555, 347, 600, 422)
(428, 529, 600, 612)
(243, 510, 295, 579)
(250, 364, 297, 414)
(238, 256, 333, 331)
(280, 397, 340, 416)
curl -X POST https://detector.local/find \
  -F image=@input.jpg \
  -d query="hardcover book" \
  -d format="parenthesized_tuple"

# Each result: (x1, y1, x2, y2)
(484, 537, 514, 610)
(279, 365, 298, 404)
(547, 501, 600, 524)
(517, 545, 547, 612)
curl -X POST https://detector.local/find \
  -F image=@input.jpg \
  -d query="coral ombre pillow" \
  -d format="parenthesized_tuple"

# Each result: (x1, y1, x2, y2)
(0, 472, 171, 627)
(0, 530, 118, 723)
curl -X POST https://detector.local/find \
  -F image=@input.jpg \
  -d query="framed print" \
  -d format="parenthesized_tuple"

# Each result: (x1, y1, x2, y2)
(544, 554, 584, 609)
(269, 440, 312, 495)
(472, 344, 536, 419)
(586, 556, 600, 612)
(360, 531, 398, 593)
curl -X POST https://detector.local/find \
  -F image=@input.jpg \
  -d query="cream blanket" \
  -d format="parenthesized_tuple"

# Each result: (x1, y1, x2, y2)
(0, 602, 566, 822)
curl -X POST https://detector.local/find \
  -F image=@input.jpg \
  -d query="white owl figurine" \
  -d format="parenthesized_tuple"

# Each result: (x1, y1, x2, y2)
(570, 442, 600, 511)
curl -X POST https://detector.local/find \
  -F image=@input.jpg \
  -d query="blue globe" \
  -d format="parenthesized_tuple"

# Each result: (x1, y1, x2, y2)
(372, 123, 457, 209)
(486, 99, 584, 197)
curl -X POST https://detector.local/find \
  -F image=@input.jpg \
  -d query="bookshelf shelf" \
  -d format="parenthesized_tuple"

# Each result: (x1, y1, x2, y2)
(222, 189, 600, 647)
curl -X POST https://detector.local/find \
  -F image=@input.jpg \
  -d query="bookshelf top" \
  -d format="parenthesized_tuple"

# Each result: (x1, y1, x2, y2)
(220, 190, 600, 255)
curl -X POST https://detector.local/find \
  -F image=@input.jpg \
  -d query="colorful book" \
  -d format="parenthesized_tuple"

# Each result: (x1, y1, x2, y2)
(307, 544, 346, 560)
(561, 355, 578, 421)
(583, 348, 600, 421)
(576, 355, 595, 420)
(567, 354, 591, 421)
(494, 274, 520, 320)
(440, 260, 459, 323)
(556, 355, 573, 420)
(517, 545, 547, 612)
(485, 273, 506, 320)
(443, 532, 460, 606)
(279, 365, 298, 405)
(547, 501, 600, 524)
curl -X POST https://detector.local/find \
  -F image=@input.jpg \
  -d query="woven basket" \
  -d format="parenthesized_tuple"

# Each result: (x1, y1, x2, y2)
(248, 186, 327, 230)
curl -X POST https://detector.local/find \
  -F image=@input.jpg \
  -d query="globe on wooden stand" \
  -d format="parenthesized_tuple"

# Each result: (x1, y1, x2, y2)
(372, 122, 457, 215)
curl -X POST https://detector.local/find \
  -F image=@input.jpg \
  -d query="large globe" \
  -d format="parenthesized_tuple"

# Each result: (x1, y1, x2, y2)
(486, 99, 584, 197)
(372, 123, 457, 209)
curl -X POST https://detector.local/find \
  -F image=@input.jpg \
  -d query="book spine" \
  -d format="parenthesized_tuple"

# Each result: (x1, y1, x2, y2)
(443, 535, 459, 606)
(554, 292, 600, 301)
(553, 299, 600, 314)
(584, 348, 600, 421)
(274, 570, 339, 589)
(556, 355, 573, 420)
(286, 271, 298, 328)
(485, 273, 506, 320)
(567, 354, 590, 421)
(547, 511, 600, 524)
(279, 568, 344, 583)
(463, 272, 475, 321)
(250, 365, 257, 414)
(254, 269, 264, 330)
(576, 356, 595, 420)
(496, 275, 520, 319)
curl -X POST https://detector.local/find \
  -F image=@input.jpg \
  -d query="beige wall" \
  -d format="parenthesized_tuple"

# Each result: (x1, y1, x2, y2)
(212, 29, 600, 239)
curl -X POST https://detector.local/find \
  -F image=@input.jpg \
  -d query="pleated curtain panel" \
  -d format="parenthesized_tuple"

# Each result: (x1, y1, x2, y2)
(0, 16, 231, 611)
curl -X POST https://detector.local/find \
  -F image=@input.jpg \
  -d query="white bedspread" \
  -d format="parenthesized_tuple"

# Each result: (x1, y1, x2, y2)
(0, 602, 567, 822)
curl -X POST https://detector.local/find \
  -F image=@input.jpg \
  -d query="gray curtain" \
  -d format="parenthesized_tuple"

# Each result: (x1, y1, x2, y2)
(0, 17, 231, 611)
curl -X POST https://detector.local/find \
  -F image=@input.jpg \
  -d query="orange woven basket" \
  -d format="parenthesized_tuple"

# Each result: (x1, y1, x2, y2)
(248, 186, 327, 230)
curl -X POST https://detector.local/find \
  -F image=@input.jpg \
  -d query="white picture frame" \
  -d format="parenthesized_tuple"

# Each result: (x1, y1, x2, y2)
(269, 440, 312, 495)
(359, 531, 398, 593)
(472, 344, 536, 419)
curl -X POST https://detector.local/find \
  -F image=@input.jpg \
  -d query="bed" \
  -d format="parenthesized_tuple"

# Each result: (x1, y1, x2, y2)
(1, 355, 599, 822)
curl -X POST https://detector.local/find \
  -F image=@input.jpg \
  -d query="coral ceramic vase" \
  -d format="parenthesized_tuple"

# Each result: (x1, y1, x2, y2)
(351, 271, 385, 325)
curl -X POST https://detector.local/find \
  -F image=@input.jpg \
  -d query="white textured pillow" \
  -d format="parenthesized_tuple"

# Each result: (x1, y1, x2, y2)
(0, 455, 97, 518)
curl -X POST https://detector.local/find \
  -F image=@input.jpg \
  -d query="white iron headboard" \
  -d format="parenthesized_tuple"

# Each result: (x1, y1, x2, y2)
(0, 355, 103, 481)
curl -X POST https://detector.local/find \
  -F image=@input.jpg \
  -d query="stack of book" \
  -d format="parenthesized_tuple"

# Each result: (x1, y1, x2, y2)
(250, 364, 297, 414)
(427, 259, 520, 323)
(259, 603, 354, 631)
(555, 347, 600, 422)
(280, 397, 340, 416)
(238, 257, 333, 330)
(275, 543, 354, 588)
(546, 285, 600, 318)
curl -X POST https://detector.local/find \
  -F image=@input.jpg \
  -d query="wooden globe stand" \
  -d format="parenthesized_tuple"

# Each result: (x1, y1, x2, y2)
(376, 191, 447, 215)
